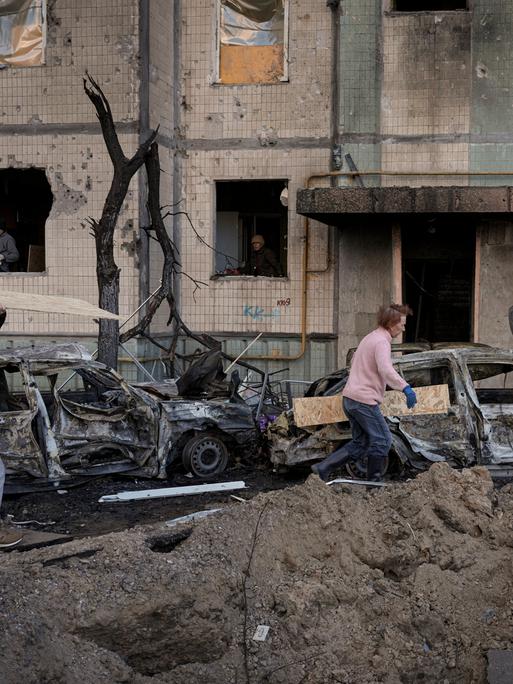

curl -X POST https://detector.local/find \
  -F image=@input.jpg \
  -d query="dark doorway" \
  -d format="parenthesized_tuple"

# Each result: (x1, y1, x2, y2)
(402, 219, 475, 343)
(0, 168, 53, 272)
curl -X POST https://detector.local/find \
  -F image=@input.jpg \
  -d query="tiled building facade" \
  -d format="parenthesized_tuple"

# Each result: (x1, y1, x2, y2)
(2, 1, 513, 381)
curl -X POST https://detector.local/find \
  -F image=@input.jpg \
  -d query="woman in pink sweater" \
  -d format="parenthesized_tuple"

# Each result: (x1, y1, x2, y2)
(311, 304, 417, 482)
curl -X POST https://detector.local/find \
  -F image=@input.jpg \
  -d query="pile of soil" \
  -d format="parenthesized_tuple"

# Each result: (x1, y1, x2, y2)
(1, 463, 512, 683)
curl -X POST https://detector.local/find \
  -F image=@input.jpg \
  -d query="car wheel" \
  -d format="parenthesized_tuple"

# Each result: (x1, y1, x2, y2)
(182, 434, 229, 479)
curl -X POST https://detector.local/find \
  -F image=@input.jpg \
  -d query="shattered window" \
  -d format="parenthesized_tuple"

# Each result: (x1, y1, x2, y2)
(402, 363, 456, 403)
(214, 180, 288, 277)
(218, 0, 288, 84)
(0, 0, 46, 67)
(468, 363, 513, 396)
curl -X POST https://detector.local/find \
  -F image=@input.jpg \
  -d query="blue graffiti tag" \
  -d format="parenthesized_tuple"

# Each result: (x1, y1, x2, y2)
(243, 305, 281, 321)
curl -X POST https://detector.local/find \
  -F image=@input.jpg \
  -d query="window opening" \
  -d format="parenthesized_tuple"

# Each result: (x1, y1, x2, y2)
(402, 362, 457, 404)
(217, 0, 288, 84)
(468, 363, 513, 400)
(0, 168, 52, 273)
(402, 220, 475, 344)
(215, 180, 287, 277)
(0, 0, 46, 67)
(393, 0, 467, 11)
(0, 364, 29, 412)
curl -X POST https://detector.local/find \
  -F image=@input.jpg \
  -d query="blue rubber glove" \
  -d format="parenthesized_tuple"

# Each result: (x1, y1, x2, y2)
(403, 385, 417, 410)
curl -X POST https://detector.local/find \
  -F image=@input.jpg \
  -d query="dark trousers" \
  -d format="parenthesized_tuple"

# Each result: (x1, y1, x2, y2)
(316, 397, 392, 478)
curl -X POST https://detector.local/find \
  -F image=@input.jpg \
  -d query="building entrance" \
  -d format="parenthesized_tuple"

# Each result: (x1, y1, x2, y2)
(402, 220, 475, 344)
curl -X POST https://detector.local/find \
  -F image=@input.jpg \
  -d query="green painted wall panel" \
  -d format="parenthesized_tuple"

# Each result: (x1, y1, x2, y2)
(472, 1, 513, 136)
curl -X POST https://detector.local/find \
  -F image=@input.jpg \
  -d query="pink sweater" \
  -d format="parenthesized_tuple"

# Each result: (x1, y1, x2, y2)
(342, 327, 407, 406)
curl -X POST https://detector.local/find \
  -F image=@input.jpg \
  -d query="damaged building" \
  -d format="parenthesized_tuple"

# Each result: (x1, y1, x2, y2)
(0, 1, 512, 384)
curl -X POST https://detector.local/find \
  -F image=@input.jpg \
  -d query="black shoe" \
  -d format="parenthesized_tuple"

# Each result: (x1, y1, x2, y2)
(311, 463, 330, 482)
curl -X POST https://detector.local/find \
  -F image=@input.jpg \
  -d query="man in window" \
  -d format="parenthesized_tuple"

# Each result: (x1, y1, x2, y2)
(241, 235, 282, 277)
(0, 220, 19, 272)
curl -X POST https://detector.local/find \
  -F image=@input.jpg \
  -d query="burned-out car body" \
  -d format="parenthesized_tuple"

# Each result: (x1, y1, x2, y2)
(0, 344, 259, 484)
(270, 347, 513, 477)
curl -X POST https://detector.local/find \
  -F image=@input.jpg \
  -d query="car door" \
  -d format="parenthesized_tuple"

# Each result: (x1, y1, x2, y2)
(463, 357, 513, 465)
(51, 365, 160, 475)
(392, 356, 476, 466)
(0, 362, 49, 477)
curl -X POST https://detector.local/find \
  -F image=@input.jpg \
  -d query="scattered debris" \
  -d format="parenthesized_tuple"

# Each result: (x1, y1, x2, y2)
(99, 480, 247, 503)
(327, 477, 388, 488)
(253, 625, 270, 642)
(165, 508, 222, 527)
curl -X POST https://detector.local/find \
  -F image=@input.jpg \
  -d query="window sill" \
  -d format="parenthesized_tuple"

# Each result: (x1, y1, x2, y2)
(211, 274, 289, 281)
(211, 79, 289, 87)
(385, 9, 469, 15)
(0, 271, 47, 277)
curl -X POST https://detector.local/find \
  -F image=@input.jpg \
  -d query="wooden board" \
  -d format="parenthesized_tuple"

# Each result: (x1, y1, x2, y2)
(293, 384, 450, 428)
(0, 290, 120, 319)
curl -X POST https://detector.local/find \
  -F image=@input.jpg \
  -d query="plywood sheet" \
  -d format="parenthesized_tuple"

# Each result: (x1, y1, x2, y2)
(293, 385, 450, 428)
(0, 290, 120, 319)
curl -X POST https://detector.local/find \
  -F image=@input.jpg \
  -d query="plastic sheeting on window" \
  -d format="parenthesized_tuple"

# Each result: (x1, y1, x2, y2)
(221, 0, 284, 47)
(0, 0, 44, 67)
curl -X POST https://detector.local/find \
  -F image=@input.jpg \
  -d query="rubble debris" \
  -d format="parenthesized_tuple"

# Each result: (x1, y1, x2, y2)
(99, 480, 247, 502)
(0, 463, 512, 683)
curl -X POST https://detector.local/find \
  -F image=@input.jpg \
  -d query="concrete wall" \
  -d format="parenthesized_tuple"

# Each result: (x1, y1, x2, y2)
(337, 223, 393, 365)
(0, 0, 142, 339)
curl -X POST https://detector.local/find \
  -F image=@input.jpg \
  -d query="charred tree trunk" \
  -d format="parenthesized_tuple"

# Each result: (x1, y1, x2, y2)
(84, 73, 157, 369)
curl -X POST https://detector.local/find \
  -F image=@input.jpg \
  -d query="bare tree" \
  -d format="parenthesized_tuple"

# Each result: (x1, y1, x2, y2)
(83, 73, 157, 368)
(86, 76, 262, 379)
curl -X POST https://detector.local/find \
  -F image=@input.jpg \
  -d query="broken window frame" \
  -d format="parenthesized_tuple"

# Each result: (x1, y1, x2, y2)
(214, 0, 289, 85)
(0, 167, 51, 273)
(0, 0, 47, 68)
(213, 179, 288, 277)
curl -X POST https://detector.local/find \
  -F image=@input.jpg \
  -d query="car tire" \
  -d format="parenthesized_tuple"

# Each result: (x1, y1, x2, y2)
(181, 433, 229, 479)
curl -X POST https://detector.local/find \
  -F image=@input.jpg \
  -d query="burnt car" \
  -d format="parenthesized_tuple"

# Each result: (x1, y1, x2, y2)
(269, 346, 513, 479)
(0, 343, 260, 486)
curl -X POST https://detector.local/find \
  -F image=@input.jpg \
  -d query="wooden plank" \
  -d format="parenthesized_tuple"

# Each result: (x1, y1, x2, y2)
(293, 384, 450, 428)
(0, 290, 120, 319)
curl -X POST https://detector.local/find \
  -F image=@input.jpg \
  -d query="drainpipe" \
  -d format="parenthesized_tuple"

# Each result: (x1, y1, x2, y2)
(138, 0, 150, 306)
(172, 1, 183, 341)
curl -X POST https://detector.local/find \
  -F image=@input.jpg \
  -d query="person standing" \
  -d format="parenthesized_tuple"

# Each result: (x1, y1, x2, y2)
(0, 304, 23, 548)
(0, 220, 19, 272)
(241, 234, 282, 277)
(311, 304, 417, 483)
